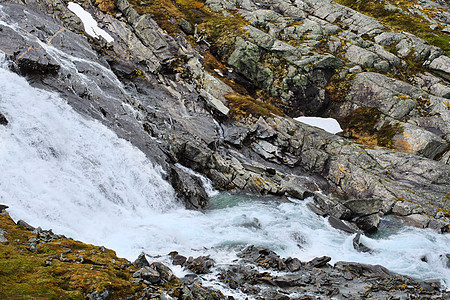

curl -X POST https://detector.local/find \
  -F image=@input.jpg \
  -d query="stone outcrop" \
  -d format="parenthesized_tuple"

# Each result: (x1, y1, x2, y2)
(0, 211, 226, 300)
(1, 0, 450, 298)
(1, 0, 448, 232)
(215, 245, 448, 299)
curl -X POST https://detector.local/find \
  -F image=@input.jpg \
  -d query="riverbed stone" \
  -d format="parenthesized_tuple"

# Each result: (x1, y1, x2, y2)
(307, 256, 331, 268)
(170, 166, 209, 210)
(313, 193, 351, 220)
(355, 214, 381, 233)
(133, 252, 150, 268)
(133, 267, 161, 283)
(185, 256, 215, 274)
(0, 113, 8, 126)
(343, 199, 384, 217)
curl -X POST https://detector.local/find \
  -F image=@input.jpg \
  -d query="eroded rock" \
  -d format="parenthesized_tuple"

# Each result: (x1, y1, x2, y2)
(0, 113, 8, 126)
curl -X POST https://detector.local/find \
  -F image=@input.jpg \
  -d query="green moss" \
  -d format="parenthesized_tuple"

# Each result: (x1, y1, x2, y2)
(0, 213, 142, 299)
(341, 107, 403, 148)
(225, 93, 283, 119)
(94, 0, 116, 14)
(334, 0, 450, 56)
(325, 71, 352, 104)
(128, 0, 248, 52)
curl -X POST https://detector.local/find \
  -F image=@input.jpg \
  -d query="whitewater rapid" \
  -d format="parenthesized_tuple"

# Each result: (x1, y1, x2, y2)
(0, 61, 449, 290)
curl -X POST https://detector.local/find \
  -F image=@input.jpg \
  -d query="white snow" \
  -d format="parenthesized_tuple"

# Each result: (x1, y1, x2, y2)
(294, 116, 342, 134)
(67, 2, 114, 43)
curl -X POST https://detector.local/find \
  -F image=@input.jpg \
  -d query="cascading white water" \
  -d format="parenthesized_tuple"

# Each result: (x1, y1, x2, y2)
(0, 56, 449, 291)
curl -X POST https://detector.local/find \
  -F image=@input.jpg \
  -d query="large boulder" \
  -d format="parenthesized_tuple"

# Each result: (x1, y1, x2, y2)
(170, 166, 209, 210)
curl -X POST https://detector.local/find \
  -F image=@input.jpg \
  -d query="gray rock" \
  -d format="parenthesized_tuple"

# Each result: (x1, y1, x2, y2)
(16, 52, 60, 76)
(238, 245, 286, 270)
(285, 257, 302, 272)
(313, 193, 351, 220)
(340, 72, 450, 153)
(429, 55, 450, 81)
(307, 256, 331, 268)
(334, 261, 391, 279)
(185, 256, 215, 274)
(252, 140, 278, 160)
(281, 177, 314, 200)
(199, 89, 230, 116)
(0, 113, 8, 126)
(170, 166, 209, 210)
(328, 215, 357, 233)
(86, 289, 109, 300)
(306, 202, 327, 216)
(355, 214, 380, 233)
(352, 233, 372, 253)
(392, 201, 418, 216)
(374, 60, 390, 72)
(252, 117, 277, 139)
(133, 252, 150, 268)
(343, 199, 384, 217)
(402, 214, 430, 228)
(169, 251, 187, 266)
(151, 262, 175, 282)
(17, 220, 35, 231)
(345, 45, 379, 68)
(245, 26, 276, 50)
(227, 37, 263, 83)
(0, 204, 8, 213)
(222, 123, 249, 147)
(430, 83, 450, 98)
(349, 65, 363, 73)
(392, 123, 448, 159)
(179, 19, 194, 35)
(374, 32, 404, 46)
(0, 228, 7, 243)
(133, 266, 161, 283)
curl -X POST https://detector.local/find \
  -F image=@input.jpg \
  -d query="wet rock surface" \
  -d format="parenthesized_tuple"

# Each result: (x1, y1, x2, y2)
(3, 203, 449, 299)
(209, 245, 449, 299)
(0, 0, 447, 233)
(0, 0, 450, 297)
(0, 209, 226, 300)
(0, 113, 8, 126)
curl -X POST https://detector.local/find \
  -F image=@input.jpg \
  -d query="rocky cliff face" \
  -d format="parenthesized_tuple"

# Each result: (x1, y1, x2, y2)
(1, 0, 450, 297)
(2, 0, 447, 231)
(0, 0, 449, 229)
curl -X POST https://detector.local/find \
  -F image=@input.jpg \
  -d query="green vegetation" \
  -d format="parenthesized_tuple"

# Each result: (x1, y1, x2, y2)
(127, 0, 248, 50)
(225, 93, 283, 119)
(94, 0, 116, 13)
(335, 0, 450, 56)
(325, 72, 352, 104)
(123, 0, 287, 119)
(341, 107, 403, 148)
(0, 213, 141, 299)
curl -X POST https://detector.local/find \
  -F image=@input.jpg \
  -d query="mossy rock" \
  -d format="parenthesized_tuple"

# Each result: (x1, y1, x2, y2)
(341, 107, 403, 148)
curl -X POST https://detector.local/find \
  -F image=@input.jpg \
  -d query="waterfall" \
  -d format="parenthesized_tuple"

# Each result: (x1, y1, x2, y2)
(0, 54, 449, 291)
(0, 59, 180, 255)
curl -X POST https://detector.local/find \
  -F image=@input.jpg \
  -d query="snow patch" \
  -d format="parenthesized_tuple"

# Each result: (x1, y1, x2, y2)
(294, 116, 342, 134)
(68, 2, 113, 43)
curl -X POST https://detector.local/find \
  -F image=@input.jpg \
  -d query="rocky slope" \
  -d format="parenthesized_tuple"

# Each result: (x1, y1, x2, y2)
(0, 0, 449, 297)
(1, 206, 448, 299)
(0, 207, 225, 299)
(1, 0, 448, 231)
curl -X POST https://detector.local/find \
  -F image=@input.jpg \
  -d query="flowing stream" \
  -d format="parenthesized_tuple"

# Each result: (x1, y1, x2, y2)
(1, 59, 449, 292)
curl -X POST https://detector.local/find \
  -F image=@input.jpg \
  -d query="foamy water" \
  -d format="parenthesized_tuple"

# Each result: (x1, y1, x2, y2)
(0, 59, 449, 292)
